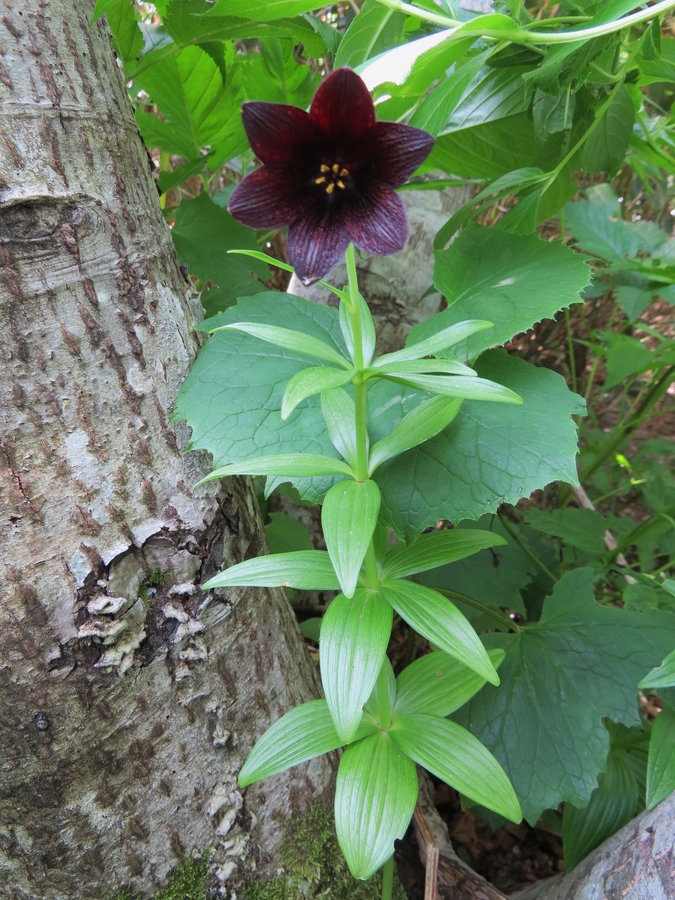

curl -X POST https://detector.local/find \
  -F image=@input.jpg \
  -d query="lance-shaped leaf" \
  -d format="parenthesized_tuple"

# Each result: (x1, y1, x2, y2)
(322, 389, 358, 467)
(335, 733, 418, 880)
(196, 453, 353, 484)
(239, 699, 377, 788)
(391, 714, 521, 823)
(340, 294, 377, 367)
(320, 590, 393, 743)
(394, 648, 505, 718)
(322, 479, 381, 598)
(366, 358, 476, 378)
(381, 372, 522, 404)
(646, 705, 675, 810)
(639, 648, 675, 690)
(382, 528, 507, 579)
(203, 550, 339, 591)
(380, 580, 499, 685)
(281, 366, 356, 419)
(214, 322, 351, 368)
(369, 396, 462, 472)
(372, 320, 493, 366)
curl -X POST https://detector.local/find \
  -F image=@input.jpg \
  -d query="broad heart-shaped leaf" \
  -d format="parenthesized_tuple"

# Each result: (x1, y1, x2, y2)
(390, 714, 521, 823)
(382, 528, 507, 579)
(282, 366, 355, 420)
(335, 733, 418, 881)
(320, 590, 393, 744)
(369, 396, 462, 473)
(394, 648, 506, 718)
(239, 700, 377, 788)
(380, 580, 499, 686)
(171, 195, 267, 309)
(202, 550, 339, 591)
(411, 226, 590, 362)
(454, 568, 675, 824)
(322, 480, 381, 599)
(646, 704, 675, 810)
(173, 292, 347, 504)
(376, 351, 585, 539)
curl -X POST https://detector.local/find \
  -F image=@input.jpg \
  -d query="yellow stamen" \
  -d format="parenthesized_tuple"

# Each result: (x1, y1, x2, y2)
(336, 180, 345, 190)
(339, 167, 349, 177)
(331, 163, 340, 174)
(326, 183, 335, 194)
(320, 164, 331, 173)
(315, 176, 326, 185)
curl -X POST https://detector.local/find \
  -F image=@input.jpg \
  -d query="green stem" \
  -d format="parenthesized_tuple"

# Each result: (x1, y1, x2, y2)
(381, 856, 394, 900)
(373, 0, 675, 44)
(498, 512, 558, 583)
(435, 586, 522, 632)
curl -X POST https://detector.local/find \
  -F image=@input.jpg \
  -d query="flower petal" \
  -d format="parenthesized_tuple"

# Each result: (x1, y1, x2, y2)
(242, 101, 323, 165)
(345, 184, 408, 256)
(310, 68, 375, 143)
(371, 122, 435, 188)
(229, 165, 300, 228)
(287, 203, 350, 285)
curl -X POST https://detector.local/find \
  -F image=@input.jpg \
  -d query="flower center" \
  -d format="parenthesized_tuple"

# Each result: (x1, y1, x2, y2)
(314, 162, 349, 195)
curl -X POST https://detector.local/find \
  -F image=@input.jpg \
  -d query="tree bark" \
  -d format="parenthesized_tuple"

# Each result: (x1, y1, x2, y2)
(0, 3, 331, 898)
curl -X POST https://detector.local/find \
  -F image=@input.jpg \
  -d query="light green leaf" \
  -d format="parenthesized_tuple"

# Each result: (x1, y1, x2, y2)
(239, 700, 376, 788)
(282, 367, 356, 419)
(197, 453, 353, 483)
(202, 550, 339, 591)
(334, 0, 406, 69)
(646, 705, 675, 809)
(321, 389, 358, 468)
(639, 649, 675, 690)
(376, 351, 586, 539)
(322, 480, 381, 598)
(339, 295, 376, 367)
(367, 359, 475, 378)
(380, 371, 522, 404)
(383, 528, 507, 579)
(412, 226, 590, 361)
(369, 396, 462, 473)
(455, 569, 675, 823)
(380, 581, 499, 685)
(228, 250, 348, 302)
(394, 648, 505, 718)
(335, 733, 418, 880)
(320, 590, 393, 744)
(217, 323, 351, 369)
(391, 714, 521, 822)
(372, 320, 493, 367)
(207, 0, 327, 20)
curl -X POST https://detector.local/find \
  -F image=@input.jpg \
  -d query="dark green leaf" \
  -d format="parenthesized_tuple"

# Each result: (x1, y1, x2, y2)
(646, 704, 675, 809)
(455, 568, 675, 823)
(580, 85, 635, 176)
(334, 0, 406, 69)
(335, 734, 418, 880)
(524, 507, 612, 555)
(265, 512, 313, 554)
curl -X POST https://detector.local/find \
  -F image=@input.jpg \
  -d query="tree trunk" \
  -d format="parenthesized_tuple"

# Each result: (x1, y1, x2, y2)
(0, 4, 331, 898)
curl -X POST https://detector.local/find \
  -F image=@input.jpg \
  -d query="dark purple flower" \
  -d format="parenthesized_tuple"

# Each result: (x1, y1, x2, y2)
(228, 68, 434, 285)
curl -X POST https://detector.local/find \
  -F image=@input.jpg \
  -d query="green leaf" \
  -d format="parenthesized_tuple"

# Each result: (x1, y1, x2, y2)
(335, 733, 418, 880)
(197, 453, 353, 482)
(646, 705, 675, 809)
(321, 389, 358, 468)
(101, 0, 143, 67)
(265, 512, 313, 554)
(524, 507, 612, 555)
(339, 295, 376, 367)
(174, 292, 347, 504)
(282, 367, 356, 420)
(239, 700, 377, 788)
(372, 320, 493, 367)
(580, 85, 635, 176)
(369, 396, 463, 472)
(320, 590, 393, 743)
(322, 480, 381, 599)
(380, 580, 499, 685)
(171, 195, 266, 308)
(380, 371, 522, 405)
(394, 648, 505, 718)
(202, 550, 339, 591)
(334, 0, 406, 69)
(218, 323, 351, 369)
(639, 649, 675, 690)
(415, 226, 590, 361)
(391, 714, 521, 822)
(368, 359, 476, 378)
(601, 333, 657, 391)
(455, 569, 675, 823)
(206, 0, 327, 20)
(376, 351, 585, 539)
(383, 528, 507, 579)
